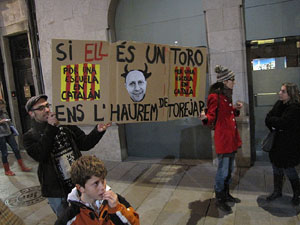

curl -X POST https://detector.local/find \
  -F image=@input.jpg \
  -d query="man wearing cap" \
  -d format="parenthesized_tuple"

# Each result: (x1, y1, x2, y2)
(23, 94, 111, 217)
(199, 65, 243, 213)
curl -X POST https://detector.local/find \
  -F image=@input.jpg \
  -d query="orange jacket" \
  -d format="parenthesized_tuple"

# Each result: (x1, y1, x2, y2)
(55, 188, 139, 225)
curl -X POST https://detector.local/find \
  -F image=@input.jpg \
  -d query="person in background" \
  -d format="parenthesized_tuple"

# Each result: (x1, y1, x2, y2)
(265, 83, 300, 205)
(199, 65, 243, 213)
(0, 99, 31, 176)
(23, 94, 111, 217)
(55, 155, 140, 225)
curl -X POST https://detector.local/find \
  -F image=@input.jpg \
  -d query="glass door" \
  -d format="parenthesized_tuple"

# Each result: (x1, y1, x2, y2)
(247, 36, 300, 161)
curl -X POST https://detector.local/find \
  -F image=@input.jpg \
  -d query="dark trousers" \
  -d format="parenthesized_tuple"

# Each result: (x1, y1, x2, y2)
(0, 135, 21, 163)
(272, 164, 299, 180)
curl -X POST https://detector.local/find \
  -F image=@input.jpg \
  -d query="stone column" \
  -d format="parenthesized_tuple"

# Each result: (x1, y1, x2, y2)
(34, 0, 126, 161)
(203, 0, 251, 167)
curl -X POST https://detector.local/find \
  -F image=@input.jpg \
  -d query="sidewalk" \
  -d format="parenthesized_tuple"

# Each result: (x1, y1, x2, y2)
(1, 152, 300, 225)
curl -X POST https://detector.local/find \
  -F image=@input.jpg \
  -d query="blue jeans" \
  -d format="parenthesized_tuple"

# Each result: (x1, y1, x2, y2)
(215, 154, 235, 192)
(272, 164, 299, 180)
(48, 197, 68, 217)
(0, 135, 21, 163)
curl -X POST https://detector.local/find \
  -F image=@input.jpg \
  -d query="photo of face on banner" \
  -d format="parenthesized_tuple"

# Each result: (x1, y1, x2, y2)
(121, 63, 152, 102)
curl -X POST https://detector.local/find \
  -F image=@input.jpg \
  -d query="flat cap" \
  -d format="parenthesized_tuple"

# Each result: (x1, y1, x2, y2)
(25, 94, 48, 112)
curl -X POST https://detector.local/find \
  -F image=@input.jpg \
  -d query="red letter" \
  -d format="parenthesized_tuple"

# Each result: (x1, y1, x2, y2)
(85, 44, 93, 62)
(94, 42, 108, 61)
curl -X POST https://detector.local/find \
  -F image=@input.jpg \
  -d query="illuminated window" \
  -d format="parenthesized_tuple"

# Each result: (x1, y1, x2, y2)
(252, 57, 287, 71)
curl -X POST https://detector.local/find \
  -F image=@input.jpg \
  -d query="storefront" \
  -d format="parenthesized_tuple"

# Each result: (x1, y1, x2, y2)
(1, 0, 299, 165)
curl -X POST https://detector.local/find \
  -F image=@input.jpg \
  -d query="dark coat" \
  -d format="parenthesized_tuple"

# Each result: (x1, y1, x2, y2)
(265, 100, 300, 168)
(23, 120, 105, 197)
(204, 93, 242, 154)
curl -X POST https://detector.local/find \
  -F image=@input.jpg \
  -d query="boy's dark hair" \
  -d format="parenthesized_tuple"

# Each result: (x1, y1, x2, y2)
(70, 155, 107, 187)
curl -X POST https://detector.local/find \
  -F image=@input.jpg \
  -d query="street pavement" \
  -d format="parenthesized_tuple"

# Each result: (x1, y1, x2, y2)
(1, 152, 300, 225)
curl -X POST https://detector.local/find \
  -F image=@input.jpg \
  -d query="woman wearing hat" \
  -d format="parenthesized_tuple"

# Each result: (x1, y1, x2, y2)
(0, 99, 31, 176)
(200, 65, 242, 213)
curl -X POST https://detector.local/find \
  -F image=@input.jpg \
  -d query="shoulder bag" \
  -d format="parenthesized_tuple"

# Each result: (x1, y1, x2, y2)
(261, 130, 276, 152)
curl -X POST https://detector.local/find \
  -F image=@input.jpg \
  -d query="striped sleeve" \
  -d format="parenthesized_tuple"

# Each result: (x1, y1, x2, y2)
(109, 195, 140, 225)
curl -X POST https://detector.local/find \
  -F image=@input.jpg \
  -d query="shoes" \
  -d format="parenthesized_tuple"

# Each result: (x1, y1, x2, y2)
(290, 178, 300, 206)
(267, 174, 283, 201)
(226, 193, 241, 203)
(266, 191, 282, 201)
(224, 184, 241, 203)
(216, 199, 232, 213)
(291, 195, 300, 206)
(5, 170, 15, 176)
(3, 163, 15, 176)
(17, 159, 32, 172)
(215, 191, 233, 213)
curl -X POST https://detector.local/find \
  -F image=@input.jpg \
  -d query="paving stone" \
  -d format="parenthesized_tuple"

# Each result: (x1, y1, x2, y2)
(154, 189, 210, 225)
(2, 154, 300, 225)
(108, 162, 151, 194)
(122, 164, 164, 209)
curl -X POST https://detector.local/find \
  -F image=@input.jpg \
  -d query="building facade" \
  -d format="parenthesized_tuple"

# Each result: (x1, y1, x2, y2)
(0, 0, 299, 166)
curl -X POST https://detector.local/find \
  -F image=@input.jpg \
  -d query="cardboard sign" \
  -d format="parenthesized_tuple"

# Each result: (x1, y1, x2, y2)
(167, 46, 207, 120)
(52, 39, 206, 124)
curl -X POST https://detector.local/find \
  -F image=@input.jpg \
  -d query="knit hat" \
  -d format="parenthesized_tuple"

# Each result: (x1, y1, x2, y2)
(215, 65, 234, 82)
(25, 94, 48, 112)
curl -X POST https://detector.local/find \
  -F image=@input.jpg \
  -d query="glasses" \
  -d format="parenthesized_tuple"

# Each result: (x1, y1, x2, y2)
(31, 103, 51, 111)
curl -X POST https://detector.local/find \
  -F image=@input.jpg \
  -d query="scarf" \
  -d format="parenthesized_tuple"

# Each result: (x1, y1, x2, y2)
(223, 86, 233, 103)
(31, 119, 80, 195)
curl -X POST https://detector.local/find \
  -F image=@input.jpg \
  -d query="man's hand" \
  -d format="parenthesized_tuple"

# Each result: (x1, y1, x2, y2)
(199, 110, 207, 121)
(103, 190, 118, 208)
(0, 118, 10, 123)
(47, 112, 59, 127)
(97, 123, 112, 132)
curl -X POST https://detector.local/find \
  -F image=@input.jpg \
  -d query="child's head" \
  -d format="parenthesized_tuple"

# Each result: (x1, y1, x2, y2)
(71, 155, 107, 188)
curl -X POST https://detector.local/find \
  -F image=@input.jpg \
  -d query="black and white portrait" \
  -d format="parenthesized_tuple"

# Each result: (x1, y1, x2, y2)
(121, 63, 152, 102)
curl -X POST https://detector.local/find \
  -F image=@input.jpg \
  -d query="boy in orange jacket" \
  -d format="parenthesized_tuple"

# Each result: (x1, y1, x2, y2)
(55, 155, 140, 225)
